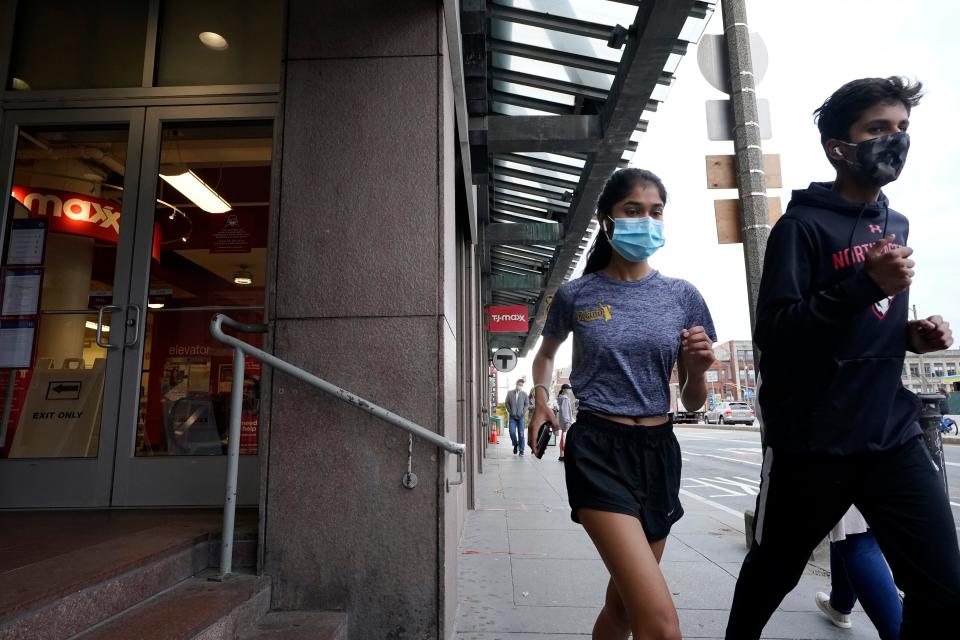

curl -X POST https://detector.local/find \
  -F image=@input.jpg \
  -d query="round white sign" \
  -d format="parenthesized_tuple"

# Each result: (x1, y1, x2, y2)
(492, 348, 518, 373)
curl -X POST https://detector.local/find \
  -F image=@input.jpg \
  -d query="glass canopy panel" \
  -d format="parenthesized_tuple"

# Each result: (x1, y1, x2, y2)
(491, 81, 577, 106)
(494, 159, 580, 183)
(679, 12, 713, 43)
(497, 175, 569, 195)
(515, 152, 586, 169)
(491, 103, 557, 117)
(492, 53, 615, 91)
(494, 187, 569, 208)
(490, 20, 624, 64)
(493, 0, 638, 28)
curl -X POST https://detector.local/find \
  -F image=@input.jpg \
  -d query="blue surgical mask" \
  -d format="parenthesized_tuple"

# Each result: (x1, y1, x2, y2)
(605, 217, 665, 262)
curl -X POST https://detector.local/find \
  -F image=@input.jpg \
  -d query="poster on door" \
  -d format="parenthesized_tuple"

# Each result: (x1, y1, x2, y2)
(145, 309, 263, 456)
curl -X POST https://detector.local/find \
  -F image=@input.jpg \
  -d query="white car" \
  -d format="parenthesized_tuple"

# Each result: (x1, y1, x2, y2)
(705, 401, 755, 425)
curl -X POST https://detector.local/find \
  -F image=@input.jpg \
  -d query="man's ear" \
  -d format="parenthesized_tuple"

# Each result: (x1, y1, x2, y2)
(825, 138, 848, 162)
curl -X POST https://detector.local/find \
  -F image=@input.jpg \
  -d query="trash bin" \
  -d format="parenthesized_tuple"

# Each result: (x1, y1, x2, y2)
(918, 393, 949, 495)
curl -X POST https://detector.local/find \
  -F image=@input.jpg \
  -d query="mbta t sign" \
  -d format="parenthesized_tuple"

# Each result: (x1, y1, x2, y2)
(492, 348, 517, 373)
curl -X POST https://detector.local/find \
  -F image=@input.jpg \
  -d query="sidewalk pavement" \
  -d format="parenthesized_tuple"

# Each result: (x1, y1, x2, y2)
(455, 436, 879, 640)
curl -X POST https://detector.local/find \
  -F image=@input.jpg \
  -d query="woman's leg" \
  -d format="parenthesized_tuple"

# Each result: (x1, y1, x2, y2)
(834, 531, 903, 640)
(579, 508, 680, 640)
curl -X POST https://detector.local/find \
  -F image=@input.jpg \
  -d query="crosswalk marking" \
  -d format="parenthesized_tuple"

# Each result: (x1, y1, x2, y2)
(682, 476, 760, 497)
(684, 451, 762, 467)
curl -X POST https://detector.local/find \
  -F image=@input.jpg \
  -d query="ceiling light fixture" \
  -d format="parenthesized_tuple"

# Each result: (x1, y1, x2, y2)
(233, 265, 253, 286)
(11, 77, 30, 91)
(159, 167, 231, 213)
(85, 321, 109, 332)
(198, 31, 229, 50)
(148, 302, 165, 309)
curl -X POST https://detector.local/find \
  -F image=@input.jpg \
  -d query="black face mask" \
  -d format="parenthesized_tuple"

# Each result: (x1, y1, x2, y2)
(839, 132, 910, 186)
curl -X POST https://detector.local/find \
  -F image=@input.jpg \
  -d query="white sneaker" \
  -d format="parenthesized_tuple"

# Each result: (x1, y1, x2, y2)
(815, 592, 852, 629)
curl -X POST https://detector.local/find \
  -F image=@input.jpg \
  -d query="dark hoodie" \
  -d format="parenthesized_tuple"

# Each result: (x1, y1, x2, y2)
(755, 182, 921, 455)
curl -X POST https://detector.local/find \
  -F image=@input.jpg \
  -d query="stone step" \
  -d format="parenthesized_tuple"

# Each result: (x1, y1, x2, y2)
(73, 574, 270, 640)
(0, 522, 257, 639)
(240, 612, 348, 640)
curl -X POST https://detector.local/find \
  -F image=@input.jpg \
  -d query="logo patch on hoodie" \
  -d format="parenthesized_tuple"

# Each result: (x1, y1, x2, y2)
(868, 224, 883, 234)
(872, 295, 895, 320)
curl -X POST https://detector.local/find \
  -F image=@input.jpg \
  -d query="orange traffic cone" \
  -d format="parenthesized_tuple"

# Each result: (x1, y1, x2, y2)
(489, 427, 498, 444)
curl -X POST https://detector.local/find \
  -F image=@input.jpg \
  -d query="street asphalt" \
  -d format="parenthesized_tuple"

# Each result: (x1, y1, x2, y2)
(455, 425, 960, 639)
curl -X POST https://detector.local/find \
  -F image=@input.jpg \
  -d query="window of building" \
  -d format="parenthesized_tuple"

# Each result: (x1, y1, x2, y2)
(948, 363, 957, 377)
(7, 0, 283, 91)
(8, 0, 149, 91)
(934, 363, 945, 377)
(155, 0, 283, 86)
(909, 364, 919, 377)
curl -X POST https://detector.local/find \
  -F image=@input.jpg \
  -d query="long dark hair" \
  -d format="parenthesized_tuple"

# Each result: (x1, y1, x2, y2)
(582, 168, 667, 274)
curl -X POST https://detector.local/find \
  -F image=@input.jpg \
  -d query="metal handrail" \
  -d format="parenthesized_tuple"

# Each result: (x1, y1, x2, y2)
(210, 313, 465, 579)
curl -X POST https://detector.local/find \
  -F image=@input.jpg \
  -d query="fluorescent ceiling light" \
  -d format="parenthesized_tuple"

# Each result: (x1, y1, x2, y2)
(85, 321, 109, 332)
(11, 77, 30, 91)
(199, 31, 229, 50)
(148, 302, 165, 309)
(159, 168, 231, 214)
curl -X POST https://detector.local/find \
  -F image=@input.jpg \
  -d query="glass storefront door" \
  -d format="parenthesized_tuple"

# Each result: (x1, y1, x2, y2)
(0, 109, 146, 508)
(112, 105, 273, 506)
(0, 105, 274, 508)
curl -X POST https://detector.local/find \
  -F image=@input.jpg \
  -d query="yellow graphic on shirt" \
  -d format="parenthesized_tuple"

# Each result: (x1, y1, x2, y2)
(577, 302, 612, 323)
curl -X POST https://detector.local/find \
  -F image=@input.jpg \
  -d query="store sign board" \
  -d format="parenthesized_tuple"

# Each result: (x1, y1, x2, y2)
(12, 186, 121, 244)
(487, 305, 528, 332)
(12, 186, 162, 260)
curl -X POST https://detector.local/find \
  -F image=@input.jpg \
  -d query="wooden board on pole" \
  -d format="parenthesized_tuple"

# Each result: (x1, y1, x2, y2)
(706, 154, 782, 189)
(714, 196, 782, 244)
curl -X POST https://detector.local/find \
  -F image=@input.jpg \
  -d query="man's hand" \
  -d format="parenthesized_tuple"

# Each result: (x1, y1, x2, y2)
(680, 327, 715, 376)
(907, 315, 953, 354)
(864, 235, 914, 296)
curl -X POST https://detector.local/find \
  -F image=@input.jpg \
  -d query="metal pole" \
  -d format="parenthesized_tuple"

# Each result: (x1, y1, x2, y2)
(722, 0, 769, 331)
(218, 346, 245, 579)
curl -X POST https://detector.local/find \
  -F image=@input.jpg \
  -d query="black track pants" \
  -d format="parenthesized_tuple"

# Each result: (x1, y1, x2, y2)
(725, 436, 960, 639)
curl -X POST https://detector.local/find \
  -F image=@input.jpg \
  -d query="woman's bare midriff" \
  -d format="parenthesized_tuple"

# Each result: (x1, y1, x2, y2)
(592, 412, 670, 427)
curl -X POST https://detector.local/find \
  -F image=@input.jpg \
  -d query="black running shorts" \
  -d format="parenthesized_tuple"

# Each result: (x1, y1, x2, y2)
(564, 411, 683, 542)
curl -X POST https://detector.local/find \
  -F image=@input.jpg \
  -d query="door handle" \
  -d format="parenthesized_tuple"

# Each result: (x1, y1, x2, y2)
(124, 304, 142, 348)
(96, 305, 123, 350)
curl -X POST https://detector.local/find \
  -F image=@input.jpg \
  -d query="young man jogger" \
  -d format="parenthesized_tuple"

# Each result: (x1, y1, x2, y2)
(725, 76, 960, 639)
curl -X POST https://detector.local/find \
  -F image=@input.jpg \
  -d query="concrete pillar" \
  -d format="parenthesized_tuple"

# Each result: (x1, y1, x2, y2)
(266, 2, 462, 638)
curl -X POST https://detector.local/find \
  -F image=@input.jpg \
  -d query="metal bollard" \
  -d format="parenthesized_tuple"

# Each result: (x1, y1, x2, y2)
(918, 393, 949, 496)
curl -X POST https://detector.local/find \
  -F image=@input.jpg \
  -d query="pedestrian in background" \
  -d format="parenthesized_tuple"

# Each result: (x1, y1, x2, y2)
(528, 168, 717, 640)
(815, 506, 902, 639)
(557, 383, 574, 461)
(725, 76, 960, 639)
(504, 378, 529, 456)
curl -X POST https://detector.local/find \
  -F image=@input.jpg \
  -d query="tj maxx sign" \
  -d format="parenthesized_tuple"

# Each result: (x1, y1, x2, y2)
(12, 186, 121, 244)
(486, 305, 528, 333)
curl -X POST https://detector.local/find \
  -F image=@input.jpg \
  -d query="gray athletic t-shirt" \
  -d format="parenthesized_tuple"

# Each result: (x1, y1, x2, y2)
(542, 270, 717, 417)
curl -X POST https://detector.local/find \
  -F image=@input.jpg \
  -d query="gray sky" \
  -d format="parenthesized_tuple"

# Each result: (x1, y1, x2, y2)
(506, 0, 959, 389)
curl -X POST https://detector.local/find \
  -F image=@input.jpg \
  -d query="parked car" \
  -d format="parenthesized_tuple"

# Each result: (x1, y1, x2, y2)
(705, 401, 755, 425)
